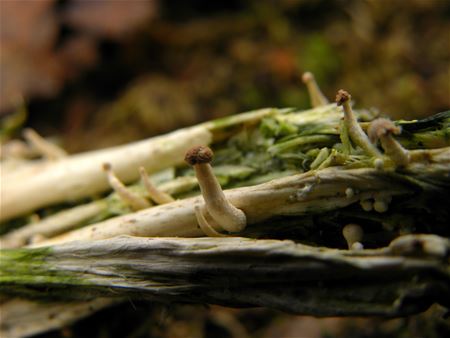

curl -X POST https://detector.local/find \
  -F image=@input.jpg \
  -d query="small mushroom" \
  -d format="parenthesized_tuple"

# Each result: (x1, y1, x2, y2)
(139, 167, 175, 204)
(103, 163, 151, 211)
(336, 90, 381, 158)
(23, 128, 67, 160)
(342, 223, 364, 250)
(368, 118, 410, 167)
(360, 199, 373, 212)
(373, 198, 388, 213)
(345, 187, 354, 199)
(185, 146, 247, 233)
(373, 158, 384, 170)
(302, 72, 329, 107)
(194, 205, 227, 237)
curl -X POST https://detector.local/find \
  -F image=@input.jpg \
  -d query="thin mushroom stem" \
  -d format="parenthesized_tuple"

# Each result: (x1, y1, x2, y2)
(368, 118, 410, 167)
(185, 146, 247, 233)
(23, 128, 67, 160)
(139, 167, 175, 204)
(335, 90, 382, 158)
(102, 163, 151, 211)
(302, 72, 329, 107)
(194, 205, 227, 237)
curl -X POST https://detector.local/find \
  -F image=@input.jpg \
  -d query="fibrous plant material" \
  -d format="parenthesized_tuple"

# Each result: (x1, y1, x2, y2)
(0, 201, 107, 248)
(1, 235, 448, 316)
(1, 98, 449, 248)
(1, 81, 449, 338)
(0, 125, 212, 222)
(1, 107, 283, 223)
(28, 150, 450, 248)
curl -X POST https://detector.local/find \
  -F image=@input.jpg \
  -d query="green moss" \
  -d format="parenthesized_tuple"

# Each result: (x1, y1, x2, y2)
(0, 98, 27, 142)
(0, 247, 89, 296)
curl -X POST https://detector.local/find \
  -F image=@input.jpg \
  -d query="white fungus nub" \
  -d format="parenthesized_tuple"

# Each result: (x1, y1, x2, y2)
(345, 187, 354, 199)
(342, 223, 364, 250)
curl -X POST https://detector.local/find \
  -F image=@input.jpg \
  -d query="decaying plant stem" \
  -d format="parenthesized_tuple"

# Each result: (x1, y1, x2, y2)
(0, 201, 107, 248)
(1, 108, 279, 223)
(0, 175, 199, 249)
(1, 80, 449, 338)
(1, 235, 448, 318)
(31, 155, 450, 247)
(1, 126, 212, 222)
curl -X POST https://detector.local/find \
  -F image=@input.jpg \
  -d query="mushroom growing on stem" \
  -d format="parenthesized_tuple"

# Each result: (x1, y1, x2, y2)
(23, 128, 67, 160)
(336, 90, 381, 158)
(102, 163, 150, 211)
(368, 118, 410, 167)
(302, 72, 329, 108)
(342, 223, 364, 250)
(185, 146, 247, 233)
(139, 167, 175, 204)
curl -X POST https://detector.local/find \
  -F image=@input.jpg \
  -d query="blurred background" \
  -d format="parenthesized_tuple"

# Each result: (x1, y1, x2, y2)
(1, 0, 449, 151)
(1, 0, 449, 337)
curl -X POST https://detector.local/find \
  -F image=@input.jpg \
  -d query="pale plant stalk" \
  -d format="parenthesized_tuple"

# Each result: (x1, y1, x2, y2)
(0, 177, 198, 249)
(1, 126, 211, 222)
(0, 108, 278, 222)
(0, 202, 107, 248)
(16, 142, 446, 249)
(33, 151, 450, 247)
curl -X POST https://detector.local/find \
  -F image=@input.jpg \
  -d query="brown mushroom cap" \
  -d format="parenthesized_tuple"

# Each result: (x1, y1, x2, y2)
(367, 118, 402, 143)
(335, 89, 351, 106)
(301, 72, 314, 83)
(185, 146, 214, 166)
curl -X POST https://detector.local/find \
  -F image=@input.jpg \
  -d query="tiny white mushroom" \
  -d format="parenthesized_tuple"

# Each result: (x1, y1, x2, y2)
(342, 223, 364, 250)
(345, 187, 354, 199)
(185, 146, 247, 233)
(296, 183, 313, 200)
(360, 199, 373, 212)
(373, 198, 388, 213)
(103, 163, 151, 211)
(373, 158, 384, 170)
(302, 72, 329, 108)
(368, 118, 410, 167)
(139, 167, 175, 205)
